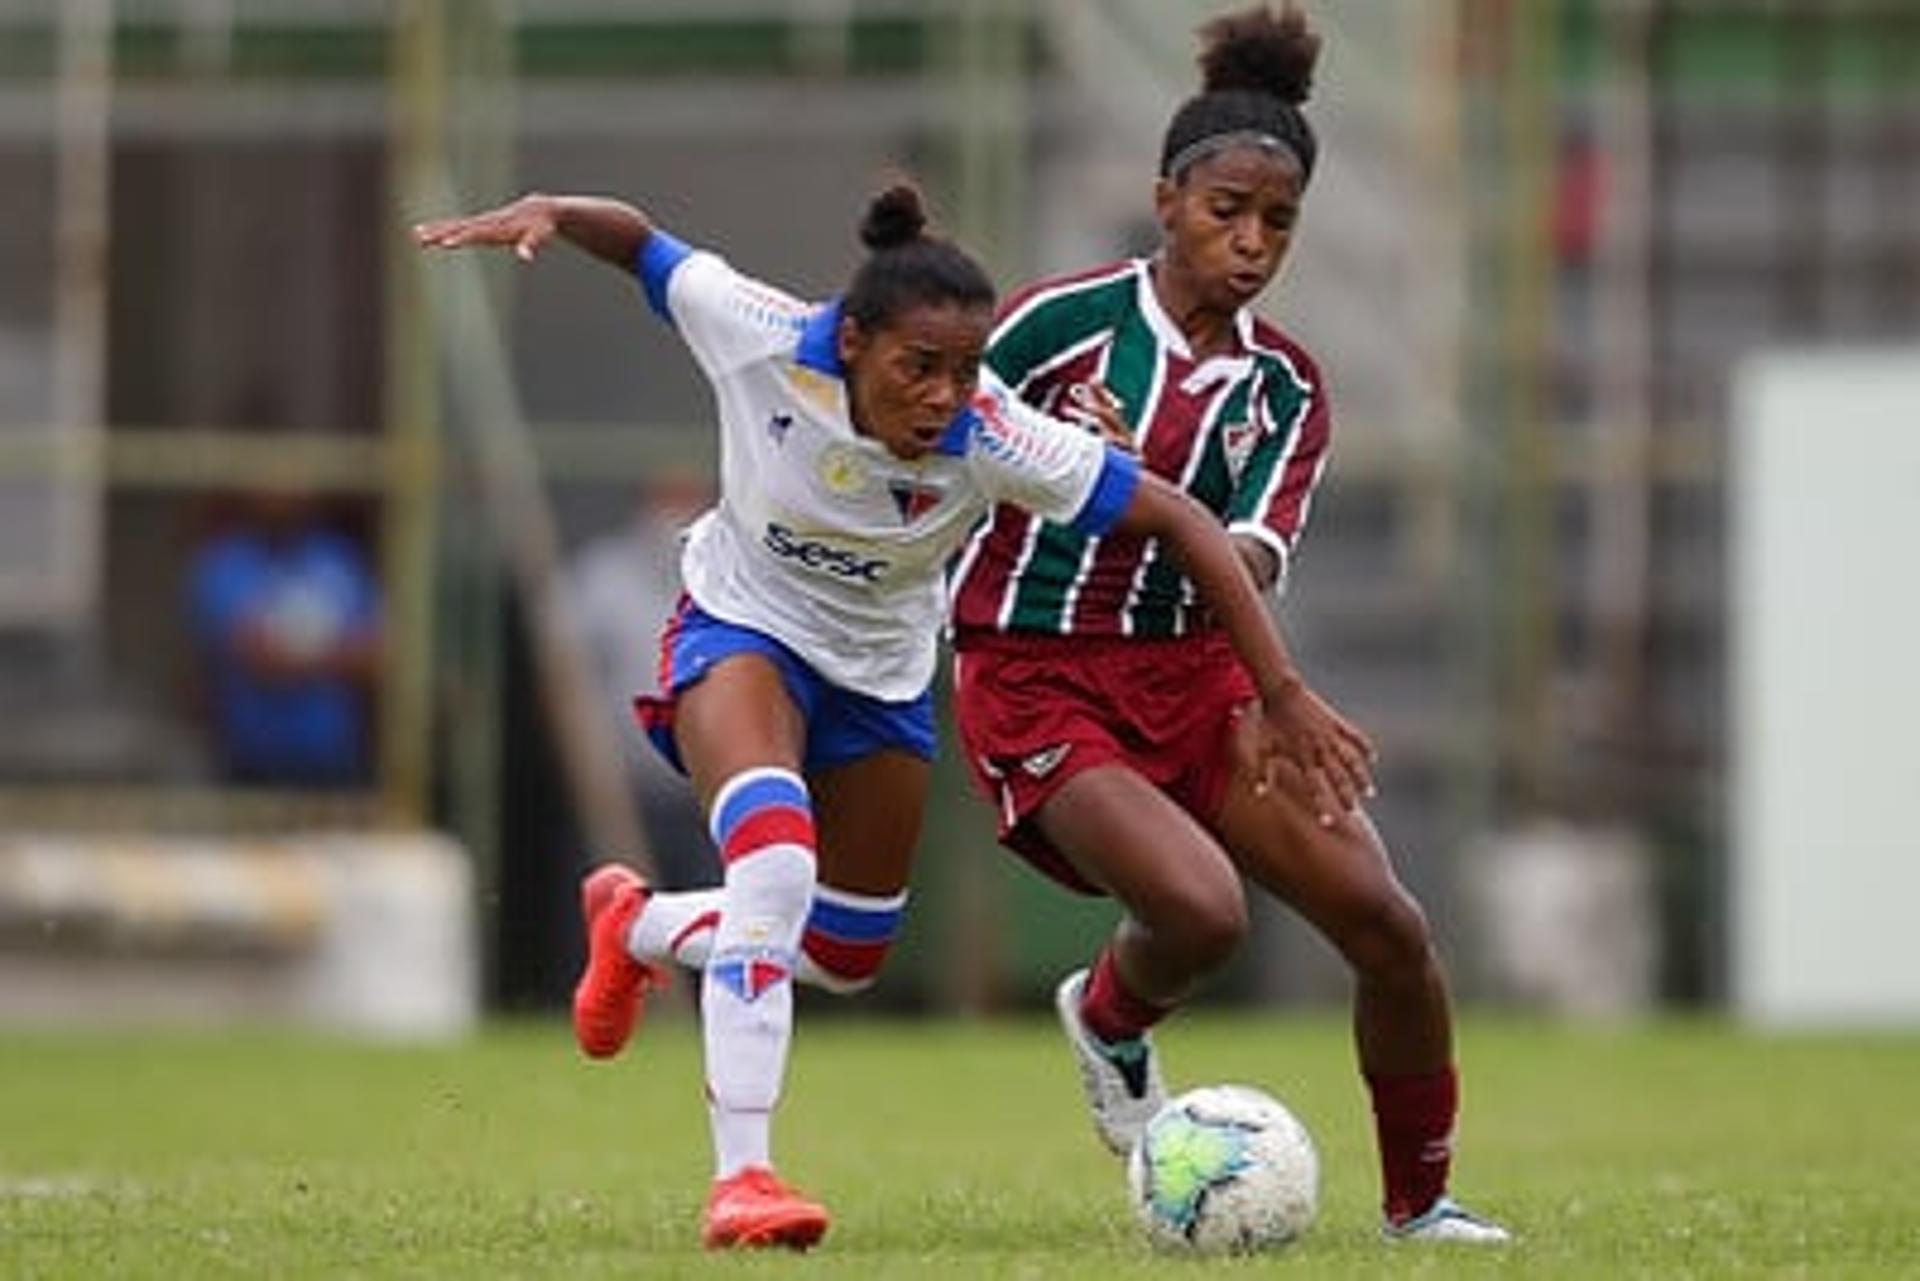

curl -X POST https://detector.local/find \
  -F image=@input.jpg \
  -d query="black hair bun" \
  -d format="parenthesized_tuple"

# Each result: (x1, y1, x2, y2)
(1198, 3, 1319, 106)
(859, 183, 929, 253)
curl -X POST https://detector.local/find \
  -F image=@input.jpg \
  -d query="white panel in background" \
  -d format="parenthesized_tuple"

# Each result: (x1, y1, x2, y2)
(1731, 350, 1920, 1027)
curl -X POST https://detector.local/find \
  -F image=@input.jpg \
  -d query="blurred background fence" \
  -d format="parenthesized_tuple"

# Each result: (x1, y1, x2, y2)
(0, 0, 1914, 1028)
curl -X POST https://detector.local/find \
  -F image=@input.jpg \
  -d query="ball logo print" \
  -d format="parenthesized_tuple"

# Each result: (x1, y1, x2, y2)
(1136, 1105, 1256, 1225)
(1127, 1084, 1318, 1254)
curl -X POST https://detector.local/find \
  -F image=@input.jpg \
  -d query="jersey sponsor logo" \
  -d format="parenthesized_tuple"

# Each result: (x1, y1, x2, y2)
(1020, 743, 1071, 778)
(763, 522, 891, 583)
(887, 478, 945, 524)
(818, 443, 870, 495)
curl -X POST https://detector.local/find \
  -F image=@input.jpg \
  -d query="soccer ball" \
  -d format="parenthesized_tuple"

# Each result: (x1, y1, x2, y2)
(1126, 1084, 1319, 1254)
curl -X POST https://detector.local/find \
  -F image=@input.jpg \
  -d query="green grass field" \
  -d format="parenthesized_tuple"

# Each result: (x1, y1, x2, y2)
(2, 1011, 1916, 1278)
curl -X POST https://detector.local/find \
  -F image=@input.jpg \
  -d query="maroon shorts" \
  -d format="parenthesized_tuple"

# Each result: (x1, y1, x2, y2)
(951, 630, 1255, 896)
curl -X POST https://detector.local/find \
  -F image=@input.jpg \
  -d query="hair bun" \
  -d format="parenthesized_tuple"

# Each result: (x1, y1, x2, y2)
(859, 183, 929, 253)
(1198, 4, 1319, 107)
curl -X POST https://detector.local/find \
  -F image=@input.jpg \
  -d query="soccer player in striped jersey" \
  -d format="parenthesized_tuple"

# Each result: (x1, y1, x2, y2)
(416, 179, 1370, 1251)
(949, 4, 1510, 1244)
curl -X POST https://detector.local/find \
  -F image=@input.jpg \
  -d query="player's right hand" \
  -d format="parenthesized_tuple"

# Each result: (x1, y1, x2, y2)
(1063, 381, 1135, 451)
(413, 194, 559, 262)
(1238, 683, 1376, 826)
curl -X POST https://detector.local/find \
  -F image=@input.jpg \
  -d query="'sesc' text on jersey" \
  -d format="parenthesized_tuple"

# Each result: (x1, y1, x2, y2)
(761, 523, 891, 584)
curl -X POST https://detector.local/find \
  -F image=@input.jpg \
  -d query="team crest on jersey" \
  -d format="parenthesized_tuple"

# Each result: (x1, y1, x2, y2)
(818, 443, 869, 495)
(1222, 419, 1262, 481)
(767, 411, 793, 445)
(887, 478, 944, 524)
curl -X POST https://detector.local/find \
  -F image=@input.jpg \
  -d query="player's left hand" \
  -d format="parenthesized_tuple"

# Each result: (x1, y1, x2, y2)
(1236, 683, 1376, 826)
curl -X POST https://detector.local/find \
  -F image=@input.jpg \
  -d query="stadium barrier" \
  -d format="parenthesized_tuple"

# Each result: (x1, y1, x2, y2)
(0, 832, 478, 1038)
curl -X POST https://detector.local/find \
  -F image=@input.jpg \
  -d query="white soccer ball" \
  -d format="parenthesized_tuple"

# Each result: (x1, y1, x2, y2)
(1126, 1084, 1319, 1254)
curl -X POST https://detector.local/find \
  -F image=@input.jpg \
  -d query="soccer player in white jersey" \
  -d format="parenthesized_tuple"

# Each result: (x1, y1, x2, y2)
(949, 4, 1510, 1245)
(415, 180, 1371, 1250)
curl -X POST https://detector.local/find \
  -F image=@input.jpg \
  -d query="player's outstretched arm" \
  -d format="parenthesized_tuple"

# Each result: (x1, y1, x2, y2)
(413, 193, 652, 269)
(1117, 473, 1375, 823)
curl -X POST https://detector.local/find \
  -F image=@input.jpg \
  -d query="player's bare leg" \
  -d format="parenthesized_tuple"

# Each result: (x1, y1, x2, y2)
(806, 749, 927, 897)
(1213, 711, 1508, 1243)
(1032, 765, 1246, 1153)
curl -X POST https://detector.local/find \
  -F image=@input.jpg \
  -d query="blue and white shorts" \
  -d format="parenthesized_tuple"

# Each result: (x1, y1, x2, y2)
(633, 596, 936, 774)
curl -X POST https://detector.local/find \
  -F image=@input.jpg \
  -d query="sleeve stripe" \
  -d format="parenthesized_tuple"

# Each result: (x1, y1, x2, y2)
(634, 229, 694, 321)
(1267, 395, 1327, 539)
(1068, 446, 1141, 536)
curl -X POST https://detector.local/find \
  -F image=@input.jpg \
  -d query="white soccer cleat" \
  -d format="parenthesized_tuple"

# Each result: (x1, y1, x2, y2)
(1383, 1196, 1512, 1244)
(1053, 968, 1168, 1156)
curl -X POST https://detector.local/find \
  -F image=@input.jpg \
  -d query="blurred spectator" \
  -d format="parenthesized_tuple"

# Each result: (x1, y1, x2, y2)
(1552, 118, 1607, 269)
(186, 491, 382, 786)
(563, 471, 718, 890)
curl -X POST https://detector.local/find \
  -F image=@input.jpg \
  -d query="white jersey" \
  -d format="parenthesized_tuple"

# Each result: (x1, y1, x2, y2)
(638, 230, 1140, 702)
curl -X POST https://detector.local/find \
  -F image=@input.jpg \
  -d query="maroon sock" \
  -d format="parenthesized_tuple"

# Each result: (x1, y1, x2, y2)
(1366, 1065, 1458, 1224)
(1079, 946, 1172, 1044)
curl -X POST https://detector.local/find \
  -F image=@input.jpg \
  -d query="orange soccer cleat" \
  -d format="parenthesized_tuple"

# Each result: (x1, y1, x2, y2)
(571, 863, 663, 1059)
(701, 1166, 831, 1251)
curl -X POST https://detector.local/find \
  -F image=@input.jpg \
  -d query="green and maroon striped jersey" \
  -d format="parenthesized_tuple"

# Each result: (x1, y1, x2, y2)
(949, 258, 1331, 640)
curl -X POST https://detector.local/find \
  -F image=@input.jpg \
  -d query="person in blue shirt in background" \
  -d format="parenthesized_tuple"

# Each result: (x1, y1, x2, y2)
(187, 490, 382, 786)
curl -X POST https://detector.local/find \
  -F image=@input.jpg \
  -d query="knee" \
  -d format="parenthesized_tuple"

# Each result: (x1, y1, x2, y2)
(1339, 888, 1435, 982)
(1144, 881, 1249, 974)
(800, 884, 907, 996)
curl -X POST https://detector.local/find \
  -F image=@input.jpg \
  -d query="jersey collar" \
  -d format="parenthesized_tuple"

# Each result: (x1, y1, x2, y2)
(932, 404, 979, 456)
(795, 298, 846, 376)
(1135, 257, 1256, 361)
(1134, 260, 1191, 359)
